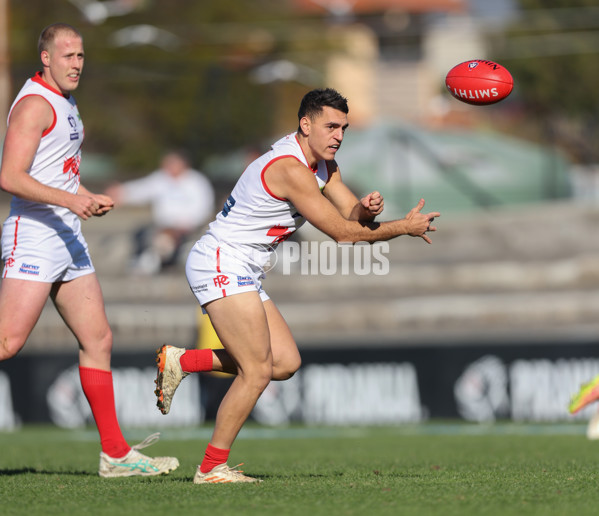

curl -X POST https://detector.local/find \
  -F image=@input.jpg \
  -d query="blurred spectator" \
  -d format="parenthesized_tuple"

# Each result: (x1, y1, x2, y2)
(106, 150, 215, 274)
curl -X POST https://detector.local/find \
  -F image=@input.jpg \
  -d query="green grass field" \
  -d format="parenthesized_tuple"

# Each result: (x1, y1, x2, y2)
(1, 424, 598, 516)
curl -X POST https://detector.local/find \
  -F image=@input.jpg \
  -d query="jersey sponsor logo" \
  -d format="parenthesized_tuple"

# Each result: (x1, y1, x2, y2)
(221, 195, 235, 217)
(237, 275, 254, 287)
(213, 274, 229, 288)
(19, 263, 40, 275)
(191, 283, 208, 293)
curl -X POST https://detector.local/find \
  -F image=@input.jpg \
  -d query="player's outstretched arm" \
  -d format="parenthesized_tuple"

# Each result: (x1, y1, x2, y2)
(265, 158, 439, 243)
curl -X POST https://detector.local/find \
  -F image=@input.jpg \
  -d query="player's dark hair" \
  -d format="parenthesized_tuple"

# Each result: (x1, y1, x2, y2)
(38, 23, 82, 55)
(297, 88, 348, 132)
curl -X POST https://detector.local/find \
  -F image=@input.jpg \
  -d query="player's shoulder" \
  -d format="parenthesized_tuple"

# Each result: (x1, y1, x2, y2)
(9, 93, 54, 125)
(269, 154, 311, 175)
(13, 93, 53, 111)
(271, 132, 299, 149)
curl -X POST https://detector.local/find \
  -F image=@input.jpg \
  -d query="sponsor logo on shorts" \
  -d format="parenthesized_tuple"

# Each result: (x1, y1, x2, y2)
(213, 274, 229, 288)
(237, 275, 254, 287)
(191, 283, 208, 293)
(19, 263, 40, 275)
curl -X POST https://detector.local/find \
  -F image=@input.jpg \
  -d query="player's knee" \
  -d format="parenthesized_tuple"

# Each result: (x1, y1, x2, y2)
(83, 327, 113, 357)
(0, 335, 25, 361)
(289, 355, 302, 376)
(98, 328, 114, 355)
(273, 355, 301, 381)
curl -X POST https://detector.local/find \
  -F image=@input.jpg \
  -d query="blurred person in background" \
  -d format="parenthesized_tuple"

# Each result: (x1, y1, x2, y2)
(105, 150, 215, 274)
(0, 22, 179, 477)
(154, 88, 440, 484)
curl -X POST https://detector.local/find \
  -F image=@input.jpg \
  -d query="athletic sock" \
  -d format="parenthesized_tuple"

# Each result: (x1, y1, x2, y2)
(200, 443, 230, 473)
(79, 366, 130, 458)
(179, 349, 213, 373)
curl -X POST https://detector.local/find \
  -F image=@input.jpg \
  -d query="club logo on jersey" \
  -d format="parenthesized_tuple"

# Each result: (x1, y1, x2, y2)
(68, 114, 79, 140)
(213, 274, 229, 288)
(267, 225, 293, 246)
(63, 154, 81, 181)
(5, 257, 14, 268)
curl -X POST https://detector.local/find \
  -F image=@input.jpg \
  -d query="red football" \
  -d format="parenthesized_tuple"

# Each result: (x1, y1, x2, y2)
(445, 60, 513, 105)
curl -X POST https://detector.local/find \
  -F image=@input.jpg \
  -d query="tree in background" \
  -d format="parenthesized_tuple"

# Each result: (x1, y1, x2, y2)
(8, 0, 331, 176)
(494, 0, 599, 164)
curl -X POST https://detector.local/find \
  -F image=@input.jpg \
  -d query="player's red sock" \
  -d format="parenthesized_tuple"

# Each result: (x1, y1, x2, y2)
(79, 366, 130, 459)
(179, 349, 213, 373)
(200, 443, 230, 473)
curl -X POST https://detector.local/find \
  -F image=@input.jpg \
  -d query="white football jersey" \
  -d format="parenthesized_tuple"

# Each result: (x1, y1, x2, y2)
(7, 72, 84, 229)
(206, 132, 330, 251)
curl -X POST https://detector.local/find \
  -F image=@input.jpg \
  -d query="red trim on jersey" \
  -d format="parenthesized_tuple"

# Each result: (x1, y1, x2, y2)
(260, 155, 304, 202)
(32, 71, 70, 98)
(9, 94, 57, 138)
(294, 133, 317, 172)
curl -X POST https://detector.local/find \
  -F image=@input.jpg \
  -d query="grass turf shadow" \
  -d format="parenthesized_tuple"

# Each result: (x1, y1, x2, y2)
(0, 467, 90, 476)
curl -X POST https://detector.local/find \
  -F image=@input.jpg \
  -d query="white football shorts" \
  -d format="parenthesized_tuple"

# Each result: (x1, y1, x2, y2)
(1, 215, 95, 282)
(186, 236, 270, 309)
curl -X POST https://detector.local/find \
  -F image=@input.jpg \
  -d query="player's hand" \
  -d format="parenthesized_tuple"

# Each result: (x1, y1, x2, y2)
(91, 193, 115, 217)
(70, 193, 114, 219)
(70, 194, 100, 220)
(404, 198, 440, 244)
(360, 191, 384, 217)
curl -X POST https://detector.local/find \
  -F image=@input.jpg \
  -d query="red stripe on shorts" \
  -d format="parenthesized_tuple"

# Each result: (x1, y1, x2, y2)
(216, 246, 221, 273)
(3, 216, 21, 278)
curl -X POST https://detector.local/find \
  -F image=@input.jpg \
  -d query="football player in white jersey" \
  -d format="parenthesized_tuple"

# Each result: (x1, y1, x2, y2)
(0, 23, 178, 477)
(155, 88, 440, 483)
